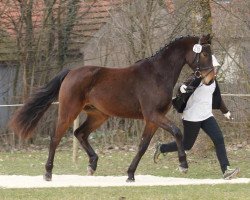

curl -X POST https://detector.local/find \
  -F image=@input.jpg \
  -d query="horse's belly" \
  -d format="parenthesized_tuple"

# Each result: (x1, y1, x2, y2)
(95, 100, 143, 119)
(87, 90, 143, 119)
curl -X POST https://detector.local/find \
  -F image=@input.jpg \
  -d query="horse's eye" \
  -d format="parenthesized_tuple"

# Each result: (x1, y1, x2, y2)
(201, 52, 208, 57)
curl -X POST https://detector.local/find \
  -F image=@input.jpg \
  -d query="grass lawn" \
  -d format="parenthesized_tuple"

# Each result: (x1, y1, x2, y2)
(1, 184, 250, 200)
(0, 144, 249, 199)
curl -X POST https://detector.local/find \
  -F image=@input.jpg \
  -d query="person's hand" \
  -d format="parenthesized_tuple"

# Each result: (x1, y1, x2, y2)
(180, 84, 187, 93)
(224, 111, 233, 120)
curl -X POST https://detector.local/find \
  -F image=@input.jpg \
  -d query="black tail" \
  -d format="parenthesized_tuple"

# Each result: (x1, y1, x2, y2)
(9, 69, 70, 139)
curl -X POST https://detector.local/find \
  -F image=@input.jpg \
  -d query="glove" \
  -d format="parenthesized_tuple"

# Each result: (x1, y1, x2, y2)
(224, 111, 233, 120)
(180, 85, 187, 93)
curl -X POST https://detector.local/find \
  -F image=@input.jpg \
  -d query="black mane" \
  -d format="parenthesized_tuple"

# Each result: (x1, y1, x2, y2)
(136, 35, 197, 63)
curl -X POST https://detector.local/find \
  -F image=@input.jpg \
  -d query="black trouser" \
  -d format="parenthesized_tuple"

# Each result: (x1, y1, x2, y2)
(160, 116, 230, 173)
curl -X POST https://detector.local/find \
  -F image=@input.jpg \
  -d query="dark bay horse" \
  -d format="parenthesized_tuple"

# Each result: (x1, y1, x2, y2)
(10, 34, 215, 182)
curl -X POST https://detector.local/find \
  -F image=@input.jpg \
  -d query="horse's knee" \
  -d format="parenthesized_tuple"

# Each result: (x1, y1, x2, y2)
(170, 125, 182, 139)
(139, 136, 150, 147)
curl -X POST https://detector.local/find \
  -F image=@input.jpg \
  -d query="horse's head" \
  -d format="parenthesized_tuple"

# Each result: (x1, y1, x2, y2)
(185, 34, 216, 85)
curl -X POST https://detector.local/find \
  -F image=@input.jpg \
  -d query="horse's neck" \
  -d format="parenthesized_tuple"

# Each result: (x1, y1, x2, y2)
(154, 48, 186, 87)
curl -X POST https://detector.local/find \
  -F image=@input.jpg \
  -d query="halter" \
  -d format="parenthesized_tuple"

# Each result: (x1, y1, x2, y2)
(192, 38, 214, 79)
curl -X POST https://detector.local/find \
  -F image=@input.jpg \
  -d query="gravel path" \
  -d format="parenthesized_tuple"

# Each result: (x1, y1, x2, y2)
(0, 175, 249, 188)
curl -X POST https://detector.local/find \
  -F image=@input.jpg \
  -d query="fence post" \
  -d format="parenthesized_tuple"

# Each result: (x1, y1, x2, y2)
(73, 116, 79, 163)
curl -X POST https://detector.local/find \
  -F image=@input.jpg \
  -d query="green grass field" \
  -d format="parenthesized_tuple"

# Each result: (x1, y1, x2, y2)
(1, 184, 250, 200)
(0, 145, 249, 200)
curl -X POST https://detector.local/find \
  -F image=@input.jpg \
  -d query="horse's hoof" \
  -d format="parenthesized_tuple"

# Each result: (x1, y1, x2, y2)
(43, 173, 52, 181)
(126, 176, 135, 183)
(179, 165, 188, 174)
(87, 166, 95, 176)
(126, 177, 135, 182)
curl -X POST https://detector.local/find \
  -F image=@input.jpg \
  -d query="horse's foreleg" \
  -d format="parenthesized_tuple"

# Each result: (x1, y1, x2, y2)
(127, 122, 157, 182)
(149, 113, 188, 172)
(74, 110, 108, 175)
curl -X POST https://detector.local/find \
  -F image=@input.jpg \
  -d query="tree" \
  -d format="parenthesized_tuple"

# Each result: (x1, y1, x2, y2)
(189, 0, 212, 35)
(57, 0, 80, 68)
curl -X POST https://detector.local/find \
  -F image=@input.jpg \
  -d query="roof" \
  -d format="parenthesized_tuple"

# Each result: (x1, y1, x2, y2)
(0, 0, 127, 61)
(0, 0, 248, 62)
(70, 0, 126, 46)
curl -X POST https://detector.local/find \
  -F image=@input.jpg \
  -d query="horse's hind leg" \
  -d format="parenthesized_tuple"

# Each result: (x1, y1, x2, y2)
(44, 122, 69, 181)
(44, 101, 83, 181)
(74, 109, 108, 175)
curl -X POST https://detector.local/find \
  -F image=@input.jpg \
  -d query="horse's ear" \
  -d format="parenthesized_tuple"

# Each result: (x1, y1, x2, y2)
(201, 34, 212, 44)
